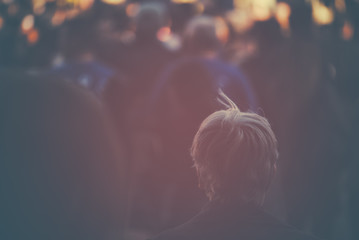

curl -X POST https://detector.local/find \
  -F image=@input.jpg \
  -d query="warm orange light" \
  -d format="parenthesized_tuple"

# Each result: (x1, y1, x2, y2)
(33, 0, 46, 15)
(335, 0, 346, 13)
(171, 0, 197, 3)
(312, 0, 334, 25)
(126, 3, 140, 17)
(27, 29, 39, 45)
(101, 0, 125, 5)
(226, 9, 254, 33)
(251, 0, 276, 22)
(79, 0, 94, 10)
(0, 16, 4, 30)
(157, 27, 171, 42)
(215, 17, 230, 44)
(195, 2, 205, 14)
(342, 21, 354, 41)
(51, 11, 66, 26)
(21, 14, 35, 34)
(276, 2, 291, 31)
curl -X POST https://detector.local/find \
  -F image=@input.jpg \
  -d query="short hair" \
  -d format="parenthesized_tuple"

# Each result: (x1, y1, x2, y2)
(191, 92, 278, 205)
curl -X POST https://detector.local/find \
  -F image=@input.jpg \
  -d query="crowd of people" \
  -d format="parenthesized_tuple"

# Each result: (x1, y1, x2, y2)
(1, 0, 359, 239)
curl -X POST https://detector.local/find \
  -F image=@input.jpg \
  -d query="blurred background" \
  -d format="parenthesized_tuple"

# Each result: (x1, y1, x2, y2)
(1, 0, 359, 239)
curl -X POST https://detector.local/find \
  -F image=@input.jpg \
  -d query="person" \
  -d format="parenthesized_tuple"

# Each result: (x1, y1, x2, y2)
(0, 72, 127, 240)
(149, 92, 321, 240)
(140, 17, 257, 229)
(49, 14, 119, 99)
(170, 15, 258, 111)
(121, 1, 177, 98)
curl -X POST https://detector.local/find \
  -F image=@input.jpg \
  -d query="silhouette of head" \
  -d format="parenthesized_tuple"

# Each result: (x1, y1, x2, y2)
(0, 73, 126, 239)
(191, 92, 278, 205)
(183, 16, 222, 56)
(135, 2, 168, 41)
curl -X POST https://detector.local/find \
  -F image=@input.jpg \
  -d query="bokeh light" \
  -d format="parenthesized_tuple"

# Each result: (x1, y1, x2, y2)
(215, 17, 229, 44)
(78, 0, 94, 10)
(51, 10, 66, 26)
(335, 0, 346, 13)
(342, 21, 354, 41)
(171, 0, 198, 3)
(101, 0, 125, 5)
(0, 16, 4, 30)
(226, 9, 253, 33)
(312, 0, 334, 25)
(157, 27, 172, 42)
(126, 3, 140, 18)
(275, 2, 291, 31)
(251, 0, 276, 22)
(21, 14, 35, 34)
(27, 28, 39, 45)
(33, 0, 46, 15)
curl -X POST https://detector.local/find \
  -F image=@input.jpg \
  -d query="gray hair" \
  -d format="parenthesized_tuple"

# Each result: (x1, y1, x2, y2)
(191, 91, 278, 205)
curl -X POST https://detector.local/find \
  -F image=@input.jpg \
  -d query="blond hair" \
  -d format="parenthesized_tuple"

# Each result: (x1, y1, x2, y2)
(191, 91, 278, 205)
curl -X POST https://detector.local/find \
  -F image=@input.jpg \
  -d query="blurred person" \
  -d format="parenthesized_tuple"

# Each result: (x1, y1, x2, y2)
(129, 61, 218, 232)
(119, 2, 178, 233)
(138, 15, 257, 232)
(177, 15, 258, 110)
(47, 12, 130, 139)
(341, 1, 359, 239)
(182, 15, 223, 57)
(264, 3, 348, 239)
(49, 13, 119, 99)
(149, 92, 320, 240)
(0, 72, 127, 240)
(120, 1, 177, 98)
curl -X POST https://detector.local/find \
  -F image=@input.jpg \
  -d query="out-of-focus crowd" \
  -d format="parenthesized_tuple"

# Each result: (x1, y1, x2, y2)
(1, 1, 359, 240)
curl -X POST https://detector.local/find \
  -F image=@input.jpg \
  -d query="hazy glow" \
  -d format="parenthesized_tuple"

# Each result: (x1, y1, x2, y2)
(252, 0, 276, 21)
(8, 4, 18, 16)
(226, 9, 254, 33)
(21, 15, 35, 34)
(51, 11, 66, 26)
(342, 21, 354, 41)
(312, 0, 334, 25)
(196, 2, 205, 14)
(157, 27, 172, 42)
(33, 0, 46, 15)
(335, 0, 346, 13)
(275, 2, 291, 31)
(215, 17, 229, 44)
(126, 3, 140, 17)
(27, 29, 39, 45)
(101, 0, 125, 5)
(171, 0, 197, 3)
(3, 0, 13, 4)
(78, 0, 94, 10)
(234, 0, 276, 23)
(0, 16, 4, 30)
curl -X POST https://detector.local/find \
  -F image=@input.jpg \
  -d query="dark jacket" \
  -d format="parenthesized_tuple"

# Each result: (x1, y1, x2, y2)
(149, 200, 322, 240)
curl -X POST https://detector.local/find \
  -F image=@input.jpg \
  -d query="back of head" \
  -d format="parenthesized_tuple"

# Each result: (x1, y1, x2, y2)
(183, 16, 222, 56)
(135, 2, 168, 41)
(0, 72, 126, 239)
(191, 92, 278, 205)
